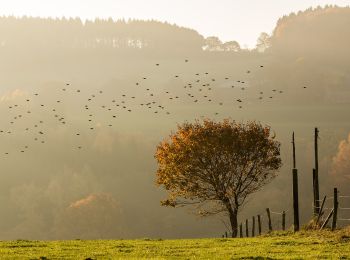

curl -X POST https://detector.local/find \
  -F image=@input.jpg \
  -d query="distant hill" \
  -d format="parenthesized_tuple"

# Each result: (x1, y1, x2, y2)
(270, 5, 350, 58)
(0, 16, 205, 54)
(262, 6, 350, 103)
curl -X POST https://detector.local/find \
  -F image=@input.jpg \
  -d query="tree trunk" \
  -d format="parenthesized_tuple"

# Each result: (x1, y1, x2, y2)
(223, 198, 238, 237)
(228, 207, 238, 237)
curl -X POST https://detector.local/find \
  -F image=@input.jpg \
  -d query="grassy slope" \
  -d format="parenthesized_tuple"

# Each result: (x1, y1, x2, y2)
(0, 230, 349, 259)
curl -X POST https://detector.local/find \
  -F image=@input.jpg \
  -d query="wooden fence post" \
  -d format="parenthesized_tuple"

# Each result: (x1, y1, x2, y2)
(314, 128, 320, 215)
(225, 231, 228, 238)
(332, 188, 338, 231)
(293, 168, 300, 231)
(252, 216, 255, 237)
(257, 215, 262, 235)
(292, 131, 296, 168)
(266, 208, 272, 232)
(282, 211, 286, 231)
(239, 223, 243, 238)
(245, 219, 249, 237)
(313, 168, 316, 215)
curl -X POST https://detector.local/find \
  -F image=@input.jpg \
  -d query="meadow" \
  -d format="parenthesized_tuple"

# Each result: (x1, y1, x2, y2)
(0, 229, 350, 259)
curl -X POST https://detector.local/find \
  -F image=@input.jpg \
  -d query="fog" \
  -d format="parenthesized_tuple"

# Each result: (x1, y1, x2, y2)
(0, 5, 349, 240)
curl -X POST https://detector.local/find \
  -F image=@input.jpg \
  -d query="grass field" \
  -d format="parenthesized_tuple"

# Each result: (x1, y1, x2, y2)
(0, 229, 349, 259)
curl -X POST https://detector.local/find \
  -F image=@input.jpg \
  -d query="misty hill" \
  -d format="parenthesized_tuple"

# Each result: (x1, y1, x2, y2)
(271, 5, 350, 58)
(0, 16, 204, 54)
(0, 6, 349, 240)
(0, 6, 349, 105)
(260, 5, 350, 104)
(1, 5, 350, 57)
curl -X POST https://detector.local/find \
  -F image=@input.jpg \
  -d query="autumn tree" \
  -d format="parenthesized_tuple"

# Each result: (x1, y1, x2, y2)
(155, 119, 282, 237)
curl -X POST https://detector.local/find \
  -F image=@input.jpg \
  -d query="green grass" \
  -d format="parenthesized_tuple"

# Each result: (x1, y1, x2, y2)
(1, 230, 350, 259)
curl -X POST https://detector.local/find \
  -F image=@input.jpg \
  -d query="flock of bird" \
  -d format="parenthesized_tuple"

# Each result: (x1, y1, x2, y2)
(0, 59, 309, 155)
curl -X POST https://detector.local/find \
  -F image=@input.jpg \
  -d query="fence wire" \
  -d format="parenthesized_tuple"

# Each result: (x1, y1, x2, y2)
(231, 192, 350, 238)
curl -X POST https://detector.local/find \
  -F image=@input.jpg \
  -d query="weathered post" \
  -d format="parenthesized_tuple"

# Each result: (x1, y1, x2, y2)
(314, 128, 320, 215)
(245, 219, 249, 237)
(292, 131, 296, 169)
(293, 168, 300, 231)
(252, 216, 255, 237)
(282, 211, 286, 231)
(292, 132, 300, 231)
(257, 215, 262, 235)
(239, 223, 243, 238)
(313, 168, 317, 215)
(266, 208, 272, 232)
(225, 231, 228, 238)
(332, 188, 338, 231)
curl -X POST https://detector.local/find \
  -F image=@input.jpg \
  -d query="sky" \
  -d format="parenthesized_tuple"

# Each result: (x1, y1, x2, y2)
(0, 0, 349, 48)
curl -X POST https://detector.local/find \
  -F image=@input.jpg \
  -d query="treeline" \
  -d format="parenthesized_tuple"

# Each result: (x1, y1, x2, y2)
(0, 5, 349, 57)
(0, 16, 207, 53)
(0, 16, 254, 54)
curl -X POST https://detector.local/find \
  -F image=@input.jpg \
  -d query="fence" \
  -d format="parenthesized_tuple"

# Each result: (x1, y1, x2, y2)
(222, 208, 289, 238)
(221, 128, 350, 238)
(315, 189, 350, 230)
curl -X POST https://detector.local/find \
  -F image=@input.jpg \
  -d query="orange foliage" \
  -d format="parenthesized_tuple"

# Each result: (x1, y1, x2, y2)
(155, 119, 282, 237)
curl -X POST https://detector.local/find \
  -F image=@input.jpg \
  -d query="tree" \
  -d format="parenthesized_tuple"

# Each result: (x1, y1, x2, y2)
(256, 32, 271, 52)
(223, 41, 241, 52)
(203, 36, 223, 51)
(155, 119, 282, 237)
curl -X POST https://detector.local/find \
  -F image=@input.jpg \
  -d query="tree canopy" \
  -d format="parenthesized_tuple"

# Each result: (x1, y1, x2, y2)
(155, 119, 282, 237)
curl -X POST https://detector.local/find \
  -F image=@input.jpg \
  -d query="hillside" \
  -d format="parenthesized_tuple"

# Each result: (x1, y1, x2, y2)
(271, 5, 350, 57)
(0, 230, 350, 259)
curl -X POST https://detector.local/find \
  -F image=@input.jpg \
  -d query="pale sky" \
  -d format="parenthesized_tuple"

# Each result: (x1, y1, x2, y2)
(0, 0, 349, 48)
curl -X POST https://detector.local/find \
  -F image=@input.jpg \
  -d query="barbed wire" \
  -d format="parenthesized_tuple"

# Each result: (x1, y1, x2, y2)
(315, 197, 333, 202)
(270, 211, 283, 215)
(239, 209, 289, 223)
(314, 205, 325, 209)
(237, 192, 350, 235)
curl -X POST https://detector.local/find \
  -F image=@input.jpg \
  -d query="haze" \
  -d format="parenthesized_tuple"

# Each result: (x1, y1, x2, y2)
(0, 3, 349, 240)
(0, 0, 349, 47)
